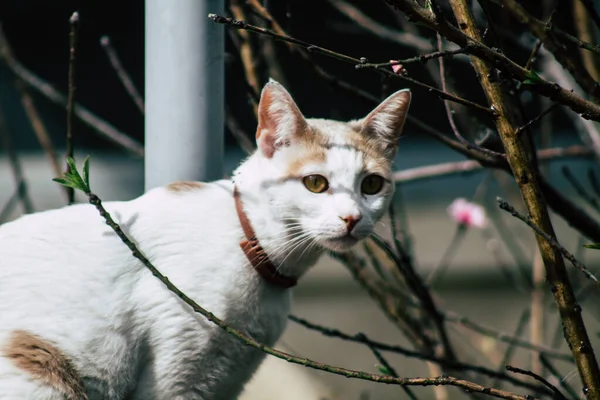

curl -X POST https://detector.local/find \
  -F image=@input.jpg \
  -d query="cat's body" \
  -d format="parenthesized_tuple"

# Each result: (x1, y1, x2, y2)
(0, 80, 411, 399)
(0, 180, 288, 400)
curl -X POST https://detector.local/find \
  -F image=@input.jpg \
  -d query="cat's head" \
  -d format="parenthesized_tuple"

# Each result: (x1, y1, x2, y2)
(250, 79, 411, 252)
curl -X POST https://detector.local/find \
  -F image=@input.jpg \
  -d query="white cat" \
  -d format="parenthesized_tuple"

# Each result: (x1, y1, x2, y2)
(0, 80, 411, 400)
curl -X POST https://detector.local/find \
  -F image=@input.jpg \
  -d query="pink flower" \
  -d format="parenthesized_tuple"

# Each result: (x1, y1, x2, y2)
(389, 60, 407, 75)
(447, 198, 487, 228)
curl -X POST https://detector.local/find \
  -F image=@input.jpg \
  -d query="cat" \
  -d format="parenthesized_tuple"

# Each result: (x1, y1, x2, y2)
(0, 79, 411, 400)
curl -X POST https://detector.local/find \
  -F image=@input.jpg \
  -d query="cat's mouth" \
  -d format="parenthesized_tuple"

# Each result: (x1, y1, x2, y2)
(322, 234, 360, 251)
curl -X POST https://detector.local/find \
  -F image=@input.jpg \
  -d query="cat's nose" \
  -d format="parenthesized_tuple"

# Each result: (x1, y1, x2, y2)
(340, 214, 361, 233)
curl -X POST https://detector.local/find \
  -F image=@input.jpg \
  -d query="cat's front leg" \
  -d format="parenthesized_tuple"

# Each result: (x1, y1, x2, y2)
(128, 326, 269, 400)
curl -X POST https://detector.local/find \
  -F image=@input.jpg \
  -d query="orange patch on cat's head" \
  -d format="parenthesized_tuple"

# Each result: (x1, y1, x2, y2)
(285, 145, 327, 177)
(3, 330, 88, 400)
(166, 181, 206, 193)
(302, 120, 394, 177)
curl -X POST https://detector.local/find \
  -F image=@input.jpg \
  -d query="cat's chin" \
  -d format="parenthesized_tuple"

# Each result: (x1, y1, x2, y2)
(321, 235, 361, 252)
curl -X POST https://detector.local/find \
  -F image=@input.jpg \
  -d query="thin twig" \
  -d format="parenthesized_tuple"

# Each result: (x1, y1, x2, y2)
(437, 33, 505, 163)
(493, 310, 530, 387)
(0, 24, 144, 156)
(540, 49, 600, 163)
(562, 166, 600, 214)
(497, 197, 600, 284)
(229, 1, 261, 100)
(515, 104, 561, 137)
(0, 183, 22, 224)
(539, 355, 581, 400)
(573, 0, 600, 82)
(65, 12, 79, 205)
(523, 5, 556, 72)
(369, 234, 457, 362)
(327, 0, 432, 52)
(578, 0, 600, 31)
(506, 365, 568, 400)
(225, 106, 255, 155)
(336, 252, 432, 350)
(367, 344, 399, 377)
(384, 0, 600, 122)
(427, 224, 467, 285)
(356, 47, 469, 69)
(0, 103, 33, 214)
(367, 345, 419, 400)
(392, 146, 593, 183)
(337, 251, 572, 365)
(288, 315, 552, 394)
(491, 0, 600, 99)
(77, 189, 532, 400)
(100, 35, 145, 114)
(363, 241, 389, 283)
(443, 311, 572, 361)
(589, 169, 600, 199)
(524, 39, 544, 71)
(388, 200, 412, 261)
(208, 14, 492, 114)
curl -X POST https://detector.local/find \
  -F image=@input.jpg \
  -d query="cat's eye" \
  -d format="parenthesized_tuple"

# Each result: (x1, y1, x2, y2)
(303, 175, 329, 193)
(361, 174, 385, 195)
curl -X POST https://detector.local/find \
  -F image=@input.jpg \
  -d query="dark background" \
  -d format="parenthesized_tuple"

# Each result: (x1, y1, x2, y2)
(0, 0, 582, 154)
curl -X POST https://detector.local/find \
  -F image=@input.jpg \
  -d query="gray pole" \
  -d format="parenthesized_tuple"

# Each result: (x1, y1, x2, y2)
(145, 0, 225, 191)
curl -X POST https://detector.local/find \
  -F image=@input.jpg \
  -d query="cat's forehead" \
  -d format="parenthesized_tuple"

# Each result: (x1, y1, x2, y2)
(283, 118, 390, 177)
(306, 119, 363, 148)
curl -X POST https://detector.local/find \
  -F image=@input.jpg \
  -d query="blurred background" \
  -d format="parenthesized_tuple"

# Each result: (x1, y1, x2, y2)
(1, 1, 600, 399)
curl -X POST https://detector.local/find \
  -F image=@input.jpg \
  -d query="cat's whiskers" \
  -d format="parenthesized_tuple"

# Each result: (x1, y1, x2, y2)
(265, 231, 314, 262)
(267, 233, 320, 269)
(247, 231, 314, 267)
(294, 237, 321, 266)
(275, 235, 319, 274)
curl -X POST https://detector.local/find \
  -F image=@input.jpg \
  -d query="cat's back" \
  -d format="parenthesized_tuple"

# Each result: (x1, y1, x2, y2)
(0, 178, 241, 321)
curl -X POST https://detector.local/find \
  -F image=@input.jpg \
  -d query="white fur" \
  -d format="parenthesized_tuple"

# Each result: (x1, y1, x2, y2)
(0, 81, 410, 399)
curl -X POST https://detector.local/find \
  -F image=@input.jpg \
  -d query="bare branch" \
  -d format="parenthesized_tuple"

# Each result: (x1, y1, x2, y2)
(356, 46, 469, 69)
(384, 0, 600, 122)
(327, 0, 433, 51)
(393, 145, 593, 183)
(65, 12, 79, 205)
(208, 14, 492, 114)
(0, 106, 33, 214)
(493, 0, 600, 99)
(0, 24, 144, 157)
(289, 314, 555, 393)
(505, 365, 568, 400)
(497, 197, 600, 284)
(100, 35, 145, 114)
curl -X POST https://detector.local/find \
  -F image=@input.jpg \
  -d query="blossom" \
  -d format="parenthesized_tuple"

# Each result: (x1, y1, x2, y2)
(447, 198, 488, 228)
(389, 60, 407, 75)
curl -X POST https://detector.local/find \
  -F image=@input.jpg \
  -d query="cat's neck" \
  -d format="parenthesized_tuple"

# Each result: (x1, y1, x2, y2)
(232, 153, 324, 279)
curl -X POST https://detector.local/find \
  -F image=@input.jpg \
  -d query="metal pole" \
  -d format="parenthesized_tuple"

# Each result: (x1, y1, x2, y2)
(145, 0, 224, 191)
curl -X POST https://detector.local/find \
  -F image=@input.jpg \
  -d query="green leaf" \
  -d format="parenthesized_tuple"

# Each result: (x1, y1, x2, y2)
(376, 364, 391, 375)
(52, 156, 94, 192)
(52, 177, 84, 191)
(82, 155, 91, 188)
(66, 157, 78, 175)
(523, 70, 544, 85)
(584, 243, 600, 250)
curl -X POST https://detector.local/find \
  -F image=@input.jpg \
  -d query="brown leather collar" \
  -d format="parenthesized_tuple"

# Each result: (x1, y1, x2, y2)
(233, 186, 297, 289)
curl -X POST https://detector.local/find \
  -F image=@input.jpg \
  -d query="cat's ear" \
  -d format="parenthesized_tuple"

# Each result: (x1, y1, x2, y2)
(357, 89, 411, 158)
(256, 79, 309, 158)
